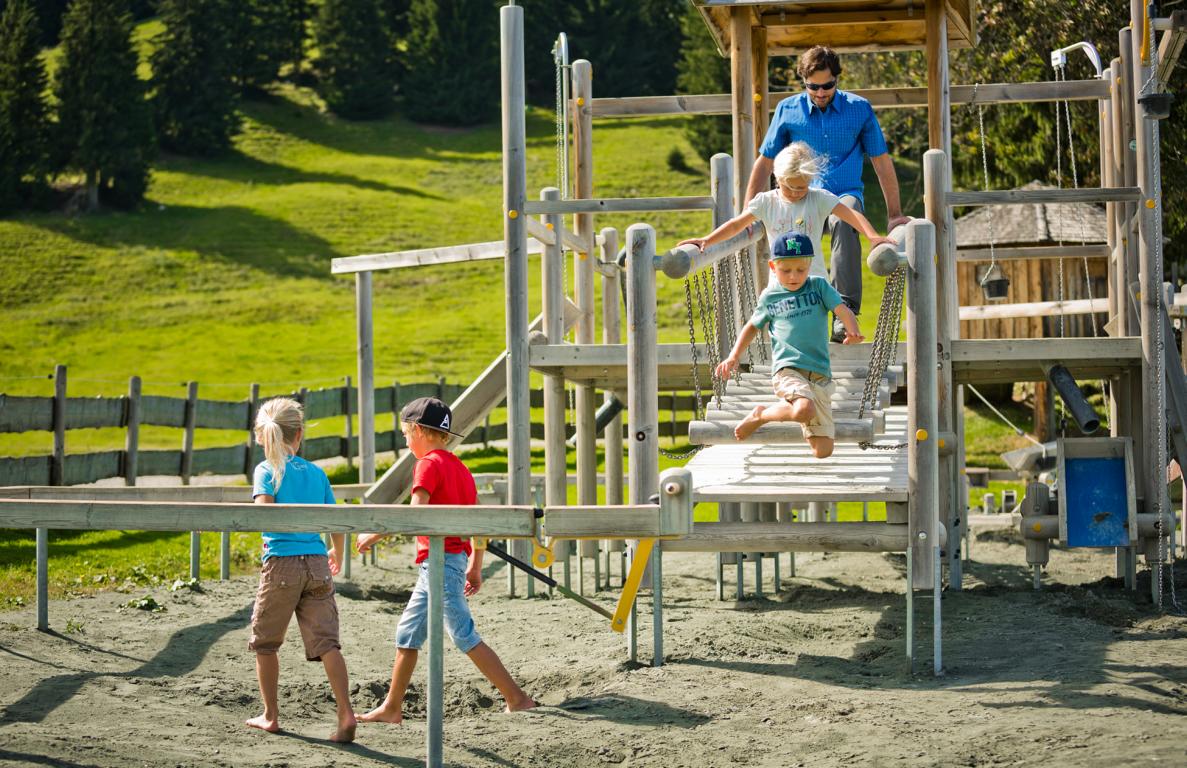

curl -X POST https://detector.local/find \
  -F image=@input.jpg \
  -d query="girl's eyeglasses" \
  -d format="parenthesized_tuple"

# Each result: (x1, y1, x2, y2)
(805, 80, 837, 91)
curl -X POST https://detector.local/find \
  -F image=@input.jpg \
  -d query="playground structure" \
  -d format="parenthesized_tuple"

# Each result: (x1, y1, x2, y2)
(2, 3, 1186, 767)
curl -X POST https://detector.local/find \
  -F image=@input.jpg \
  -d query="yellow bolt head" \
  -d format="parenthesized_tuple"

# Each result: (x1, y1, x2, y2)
(753, 92, 762, 103)
(916, 428, 929, 442)
(509, 209, 519, 219)
(1146, 199, 1156, 209)
(1032, 522, 1042, 533)
(576, 97, 585, 106)
(546, 222, 554, 229)
(938, 438, 946, 449)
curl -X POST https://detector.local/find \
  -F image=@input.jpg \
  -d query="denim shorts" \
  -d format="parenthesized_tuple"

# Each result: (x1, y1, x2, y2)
(394, 551, 482, 654)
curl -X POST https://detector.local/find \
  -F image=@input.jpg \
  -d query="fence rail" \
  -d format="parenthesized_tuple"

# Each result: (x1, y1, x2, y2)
(1, 367, 702, 487)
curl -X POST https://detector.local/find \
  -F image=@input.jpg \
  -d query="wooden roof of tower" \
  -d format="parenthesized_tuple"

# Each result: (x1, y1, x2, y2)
(692, 1, 977, 55)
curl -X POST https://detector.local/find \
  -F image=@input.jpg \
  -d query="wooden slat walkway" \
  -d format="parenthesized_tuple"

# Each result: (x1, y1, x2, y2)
(687, 352, 908, 504)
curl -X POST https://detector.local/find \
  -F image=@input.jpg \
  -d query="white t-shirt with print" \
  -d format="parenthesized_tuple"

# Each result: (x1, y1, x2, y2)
(745, 187, 840, 283)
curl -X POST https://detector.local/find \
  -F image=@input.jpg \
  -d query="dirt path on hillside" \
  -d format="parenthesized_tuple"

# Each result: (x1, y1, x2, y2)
(1, 534, 1185, 768)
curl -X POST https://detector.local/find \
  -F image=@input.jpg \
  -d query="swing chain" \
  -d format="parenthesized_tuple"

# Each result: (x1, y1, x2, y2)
(682, 277, 704, 422)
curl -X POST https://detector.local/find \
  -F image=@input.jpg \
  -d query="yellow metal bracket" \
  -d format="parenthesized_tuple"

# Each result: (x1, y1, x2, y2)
(610, 538, 656, 633)
(530, 538, 555, 569)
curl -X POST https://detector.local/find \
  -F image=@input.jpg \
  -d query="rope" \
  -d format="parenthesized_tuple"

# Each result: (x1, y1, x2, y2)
(966, 384, 1045, 448)
(972, 83, 1001, 293)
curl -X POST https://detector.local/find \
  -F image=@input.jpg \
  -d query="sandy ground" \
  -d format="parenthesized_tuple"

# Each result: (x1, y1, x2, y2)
(1, 533, 1186, 768)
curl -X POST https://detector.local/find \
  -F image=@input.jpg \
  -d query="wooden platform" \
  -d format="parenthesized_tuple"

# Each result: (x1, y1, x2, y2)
(687, 407, 908, 503)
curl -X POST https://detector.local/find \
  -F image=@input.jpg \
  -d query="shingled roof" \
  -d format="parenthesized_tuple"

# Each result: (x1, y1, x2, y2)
(954, 181, 1107, 248)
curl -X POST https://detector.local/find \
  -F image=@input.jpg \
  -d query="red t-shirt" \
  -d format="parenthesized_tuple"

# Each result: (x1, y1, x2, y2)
(412, 449, 476, 564)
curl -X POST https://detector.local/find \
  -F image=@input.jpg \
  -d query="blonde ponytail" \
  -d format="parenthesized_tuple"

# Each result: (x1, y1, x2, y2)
(254, 397, 304, 492)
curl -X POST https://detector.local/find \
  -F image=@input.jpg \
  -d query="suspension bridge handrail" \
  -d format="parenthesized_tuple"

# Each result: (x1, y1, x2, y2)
(651, 222, 766, 279)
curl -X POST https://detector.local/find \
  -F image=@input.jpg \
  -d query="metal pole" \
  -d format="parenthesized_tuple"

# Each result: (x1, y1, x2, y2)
(426, 535, 444, 767)
(542, 188, 570, 585)
(33, 523, 49, 631)
(601, 226, 624, 588)
(502, 4, 531, 512)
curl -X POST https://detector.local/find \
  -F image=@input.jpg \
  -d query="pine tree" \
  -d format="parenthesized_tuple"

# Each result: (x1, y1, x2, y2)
(232, 0, 308, 91)
(150, 0, 239, 154)
(402, 0, 498, 126)
(54, 0, 154, 210)
(314, 0, 395, 119)
(676, 6, 730, 161)
(0, 0, 50, 209)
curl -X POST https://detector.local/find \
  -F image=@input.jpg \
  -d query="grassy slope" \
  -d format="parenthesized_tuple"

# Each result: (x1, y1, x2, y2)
(0, 25, 1024, 605)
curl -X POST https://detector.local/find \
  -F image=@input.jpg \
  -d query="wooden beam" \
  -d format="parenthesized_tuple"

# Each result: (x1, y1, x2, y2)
(590, 80, 1109, 118)
(959, 297, 1107, 321)
(1157, 11, 1187, 86)
(956, 244, 1109, 262)
(0, 498, 538, 538)
(947, 187, 1141, 206)
(659, 522, 932, 554)
(332, 239, 544, 275)
(523, 196, 715, 215)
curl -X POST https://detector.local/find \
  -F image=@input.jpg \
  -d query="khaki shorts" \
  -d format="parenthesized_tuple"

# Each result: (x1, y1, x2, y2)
(772, 367, 836, 439)
(249, 554, 341, 661)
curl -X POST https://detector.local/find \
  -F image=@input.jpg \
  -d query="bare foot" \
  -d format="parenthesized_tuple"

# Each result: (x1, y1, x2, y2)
(505, 697, 538, 712)
(330, 715, 357, 743)
(358, 704, 403, 724)
(245, 714, 279, 733)
(734, 405, 766, 440)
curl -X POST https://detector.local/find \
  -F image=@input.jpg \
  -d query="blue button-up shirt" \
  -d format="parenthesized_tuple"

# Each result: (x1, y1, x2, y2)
(759, 90, 889, 204)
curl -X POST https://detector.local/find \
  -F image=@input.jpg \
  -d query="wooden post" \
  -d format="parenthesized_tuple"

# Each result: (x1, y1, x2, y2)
(1119, 27, 1141, 335)
(542, 188, 570, 581)
(344, 375, 353, 470)
(751, 26, 769, 158)
(297, 387, 308, 457)
(51, 364, 65, 486)
(572, 60, 599, 569)
(181, 381, 197, 485)
(1131, 0, 1169, 578)
(907, 219, 939, 590)
(1101, 64, 1118, 330)
(729, 9, 760, 295)
(626, 223, 659, 660)
(925, 149, 961, 590)
(357, 272, 376, 486)
(925, 0, 948, 149)
(124, 375, 140, 486)
(502, 4, 531, 513)
(710, 154, 737, 353)
(426, 535, 444, 767)
(392, 380, 402, 456)
(601, 227, 625, 564)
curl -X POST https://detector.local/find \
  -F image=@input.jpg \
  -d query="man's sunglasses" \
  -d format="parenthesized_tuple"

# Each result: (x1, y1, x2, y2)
(805, 80, 837, 91)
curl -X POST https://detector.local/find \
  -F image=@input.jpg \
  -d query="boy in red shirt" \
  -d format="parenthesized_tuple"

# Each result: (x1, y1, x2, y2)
(356, 397, 535, 721)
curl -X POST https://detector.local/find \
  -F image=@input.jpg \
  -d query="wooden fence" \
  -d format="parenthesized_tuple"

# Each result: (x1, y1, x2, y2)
(0, 366, 701, 487)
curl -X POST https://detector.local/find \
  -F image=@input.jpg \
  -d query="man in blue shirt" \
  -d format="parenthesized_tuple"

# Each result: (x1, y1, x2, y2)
(745, 46, 909, 339)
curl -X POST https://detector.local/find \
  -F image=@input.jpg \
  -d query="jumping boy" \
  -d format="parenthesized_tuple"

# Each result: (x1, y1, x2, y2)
(356, 397, 535, 721)
(719, 233, 863, 458)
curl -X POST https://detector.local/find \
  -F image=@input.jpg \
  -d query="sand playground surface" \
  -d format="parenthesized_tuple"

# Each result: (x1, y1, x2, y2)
(1, 534, 1186, 767)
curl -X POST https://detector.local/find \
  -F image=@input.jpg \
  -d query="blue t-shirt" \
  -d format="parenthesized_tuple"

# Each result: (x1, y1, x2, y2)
(252, 456, 336, 561)
(759, 90, 889, 203)
(750, 276, 844, 378)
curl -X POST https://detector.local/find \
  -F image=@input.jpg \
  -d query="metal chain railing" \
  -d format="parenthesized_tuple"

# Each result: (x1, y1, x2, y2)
(858, 265, 908, 451)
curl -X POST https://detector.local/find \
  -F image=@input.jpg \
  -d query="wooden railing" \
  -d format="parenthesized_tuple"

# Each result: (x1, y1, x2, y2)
(0, 366, 702, 487)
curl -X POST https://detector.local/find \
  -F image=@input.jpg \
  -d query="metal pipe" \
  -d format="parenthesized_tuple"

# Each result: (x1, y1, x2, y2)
(1045, 364, 1101, 434)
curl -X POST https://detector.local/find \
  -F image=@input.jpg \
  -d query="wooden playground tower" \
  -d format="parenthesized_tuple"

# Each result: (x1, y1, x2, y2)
(490, 0, 1177, 631)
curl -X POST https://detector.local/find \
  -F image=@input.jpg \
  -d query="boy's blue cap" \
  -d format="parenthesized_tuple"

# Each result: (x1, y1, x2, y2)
(772, 231, 814, 260)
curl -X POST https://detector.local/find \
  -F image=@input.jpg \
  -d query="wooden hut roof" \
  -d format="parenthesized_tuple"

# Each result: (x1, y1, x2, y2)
(692, 1, 978, 55)
(954, 182, 1108, 248)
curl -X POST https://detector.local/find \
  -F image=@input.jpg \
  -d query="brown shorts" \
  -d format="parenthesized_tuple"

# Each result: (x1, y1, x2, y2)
(772, 367, 836, 439)
(249, 554, 340, 661)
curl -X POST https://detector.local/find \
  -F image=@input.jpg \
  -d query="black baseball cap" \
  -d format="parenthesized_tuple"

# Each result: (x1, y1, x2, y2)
(400, 396, 464, 437)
